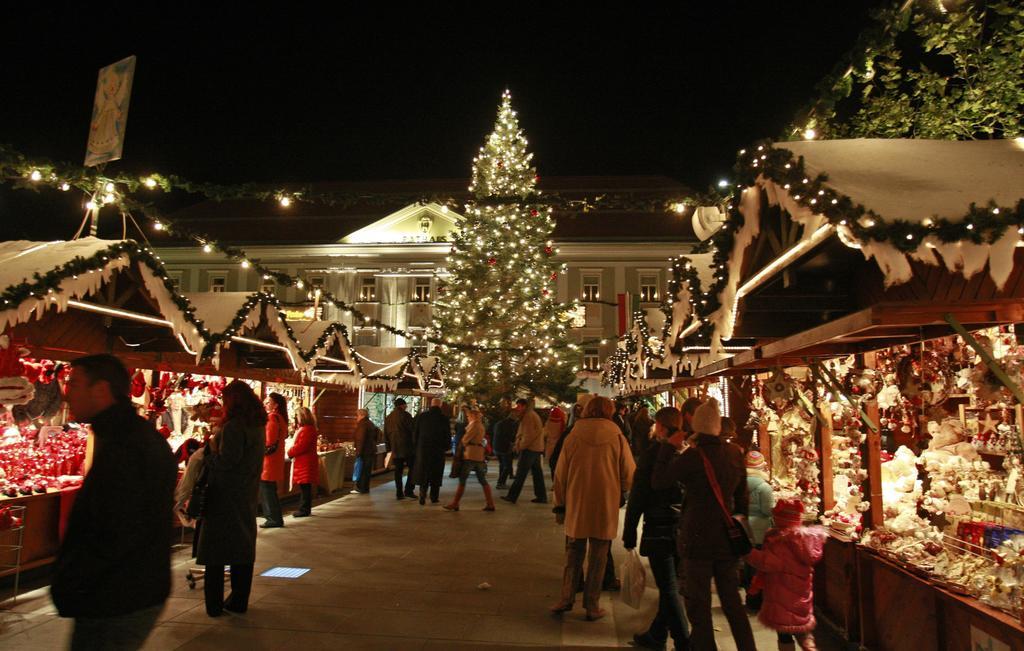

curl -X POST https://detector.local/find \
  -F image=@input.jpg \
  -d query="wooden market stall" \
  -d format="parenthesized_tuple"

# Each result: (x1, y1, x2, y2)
(667, 139, 1024, 649)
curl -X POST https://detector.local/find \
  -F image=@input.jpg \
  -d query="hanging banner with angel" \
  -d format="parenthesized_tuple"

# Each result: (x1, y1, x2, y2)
(84, 55, 136, 167)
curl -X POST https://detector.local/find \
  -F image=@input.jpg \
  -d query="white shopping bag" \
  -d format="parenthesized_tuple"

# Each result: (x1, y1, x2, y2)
(620, 548, 646, 609)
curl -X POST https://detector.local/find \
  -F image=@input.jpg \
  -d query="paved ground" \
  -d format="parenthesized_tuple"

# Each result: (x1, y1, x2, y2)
(0, 467, 844, 650)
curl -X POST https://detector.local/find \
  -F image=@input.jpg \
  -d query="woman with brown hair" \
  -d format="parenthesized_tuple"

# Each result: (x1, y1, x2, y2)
(551, 396, 636, 621)
(196, 380, 266, 617)
(259, 392, 288, 528)
(288, 407, 320, 517)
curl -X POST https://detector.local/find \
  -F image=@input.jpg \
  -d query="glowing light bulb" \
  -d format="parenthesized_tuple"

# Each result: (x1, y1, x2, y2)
(85, 200, 97, 211)
(241, 260, 250, 269)
(803, 128, 816, 140)
(153, 222, 164, 231)
(60, 182, 70, 191)
(279, 196, 291, 207)
(202, 244, 212, 253)
(104, 182, 115, 192)
(29, 170, 42, 182)
(144, 177, 157, 189)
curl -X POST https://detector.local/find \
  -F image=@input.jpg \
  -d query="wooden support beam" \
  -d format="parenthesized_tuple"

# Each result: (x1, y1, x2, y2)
(863, 400, 883, 530)
(944, 313, 1024, 452)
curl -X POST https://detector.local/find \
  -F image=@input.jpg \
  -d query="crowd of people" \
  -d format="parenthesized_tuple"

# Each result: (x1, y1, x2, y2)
(50, 352, 825, 651)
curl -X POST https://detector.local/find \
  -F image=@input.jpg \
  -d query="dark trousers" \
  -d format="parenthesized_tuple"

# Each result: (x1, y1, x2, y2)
(682, 558, 756, 651)
(560, 537, 610, 612)
(259, 480, 283, 525)
(204, 563, 254, 617)
(357, 455, 375, 492)
(298, 483, 313, 514)
(71, 604, 162, 650)
(495, 452, 513, 486)
(646, 552, 690, 646)
(393, 456, 416, 496)
(506, 449, 546, 503)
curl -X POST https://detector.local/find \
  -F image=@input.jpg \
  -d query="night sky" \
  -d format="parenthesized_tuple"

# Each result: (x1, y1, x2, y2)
(3, 3, 883, 221)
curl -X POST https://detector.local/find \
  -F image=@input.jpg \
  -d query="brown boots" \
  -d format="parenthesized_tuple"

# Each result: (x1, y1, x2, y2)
(444, 484, 497, 512)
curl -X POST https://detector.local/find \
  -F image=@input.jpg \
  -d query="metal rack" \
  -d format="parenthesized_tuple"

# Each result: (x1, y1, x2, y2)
(0, 505, 27, 606)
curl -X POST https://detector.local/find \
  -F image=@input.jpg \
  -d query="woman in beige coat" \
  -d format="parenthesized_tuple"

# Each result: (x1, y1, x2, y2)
(443, 409, 496, 512)
(551, 396, 636, 621)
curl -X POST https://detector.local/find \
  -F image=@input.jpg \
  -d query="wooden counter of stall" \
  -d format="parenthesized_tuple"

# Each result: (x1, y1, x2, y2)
(857, 547, 1024, 650)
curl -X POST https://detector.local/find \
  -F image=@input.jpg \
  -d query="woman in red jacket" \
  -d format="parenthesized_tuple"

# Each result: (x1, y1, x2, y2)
(287, 407, 319, 517)
(259, 393, 288, 528)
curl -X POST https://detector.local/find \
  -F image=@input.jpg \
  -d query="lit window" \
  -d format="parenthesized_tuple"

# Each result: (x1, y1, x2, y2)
(639, 274, 659, 303)
(168, 272, 183, 293)
(583, 348, 600, 371)
(260, 277, 276, 294)
(209, 276, 226, 293)
(309, 275, 325, 291)
(414, 278, 431, 303)
(582, 275, 600, 302)
(354, 328, 379, 346)
(358, 277, 377, 302)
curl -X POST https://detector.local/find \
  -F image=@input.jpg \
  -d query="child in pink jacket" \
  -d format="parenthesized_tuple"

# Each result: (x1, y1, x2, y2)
(747, 498, 826, 651)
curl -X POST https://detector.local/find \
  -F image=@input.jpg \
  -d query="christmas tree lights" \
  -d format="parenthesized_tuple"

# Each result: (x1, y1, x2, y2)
(432, 91, 579, 405)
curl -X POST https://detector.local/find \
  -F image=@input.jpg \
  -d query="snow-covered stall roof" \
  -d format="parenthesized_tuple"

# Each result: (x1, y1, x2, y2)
(352, 346, 415, 392)
(0, 238, 204, 353)
(702, 138, 1024, 352)
(781, 139, 1024, 223)
(183, 292, 303, 370)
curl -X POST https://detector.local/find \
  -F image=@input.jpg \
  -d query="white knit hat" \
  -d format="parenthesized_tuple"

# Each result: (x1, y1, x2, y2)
(690, 398, 722, 436)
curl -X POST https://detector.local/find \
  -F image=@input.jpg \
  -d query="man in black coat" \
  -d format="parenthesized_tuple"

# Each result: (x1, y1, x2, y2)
(491, 411, 519, 489)
(53, 354, 177, 649)
(413, 398, 450, 505)
(385, 398, 416, 499)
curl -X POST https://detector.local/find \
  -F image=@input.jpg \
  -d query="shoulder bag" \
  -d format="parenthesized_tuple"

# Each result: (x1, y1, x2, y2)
(696, 448, 753, 557)
(185, 463, 210, 520)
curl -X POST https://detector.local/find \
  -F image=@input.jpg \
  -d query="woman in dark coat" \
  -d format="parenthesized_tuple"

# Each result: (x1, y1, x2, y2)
(196, 380, 266, 617)
(623, 407, 690, 650)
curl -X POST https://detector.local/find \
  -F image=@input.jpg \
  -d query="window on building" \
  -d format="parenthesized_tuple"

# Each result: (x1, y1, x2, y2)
(583, 348, 601, 371)
(209, 275, 226, 293)
(353, 328, 379, 346)
(413, 278, 431, 303)
(308, 275, 325, 291)
(639, 274, 659, 303)
(168, 272, 183, 293)
(582, 274, 600, 302)
(260, 276, 276, 295)
(358, 277, 377, 302)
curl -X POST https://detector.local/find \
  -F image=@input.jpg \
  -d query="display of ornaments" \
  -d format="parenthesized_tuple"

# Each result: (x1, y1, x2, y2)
(0, 424, 87, 499)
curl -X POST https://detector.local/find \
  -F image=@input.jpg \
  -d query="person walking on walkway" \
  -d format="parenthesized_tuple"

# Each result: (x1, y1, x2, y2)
(501, 398, 547, 504)
(53, 354, 176, 649)
(651, 398, 756, 651)
(288, 407, 319, 517)
(623, 406, 691, 651)
(550, 396, 636, 621)
(259, 392, 288, 528)
(492, 408, 519, 489)
(613, 401, 633, 448)
(444, 408, 496, 511)
(196, 380, 266, 618)
(385, 398, 416, 499)
(744, 450, 775, 612)
(543, 404, 567, 479)
(414, 398, 450, 504)
(747, 499, 825, 651)
(630, 405, 654, 457)
(353, 409, 381, 494)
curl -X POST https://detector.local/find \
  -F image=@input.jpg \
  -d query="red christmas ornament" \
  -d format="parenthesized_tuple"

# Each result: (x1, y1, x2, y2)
(542, 289, 550, 296)
(544, 246, 553, 255)
(497, 160, 504, 168)
(487, 257, 497, 266)
(550, 272, 558, 280)
(531, 209, 539, 217)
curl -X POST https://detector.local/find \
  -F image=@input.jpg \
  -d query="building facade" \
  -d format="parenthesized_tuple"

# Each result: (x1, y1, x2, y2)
(155, 177, 697, 395)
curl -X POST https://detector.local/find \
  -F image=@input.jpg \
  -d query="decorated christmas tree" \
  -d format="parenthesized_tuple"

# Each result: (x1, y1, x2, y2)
(432, 90, 579, 406)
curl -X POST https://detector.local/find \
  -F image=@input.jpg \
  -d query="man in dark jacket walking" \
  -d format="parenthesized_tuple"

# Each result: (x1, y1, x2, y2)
(385, 398, 416, 499)
(492, 410, 519, 489)
(651, 398, 755, 651)
(53, 354, 177, 649)
(413, 398, 450, 504)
